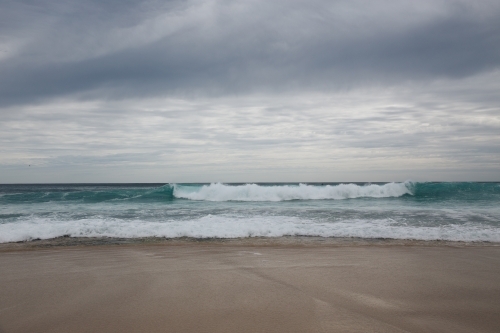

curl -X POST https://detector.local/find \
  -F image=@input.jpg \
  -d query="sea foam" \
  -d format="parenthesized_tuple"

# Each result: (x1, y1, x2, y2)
(1, 214, 498, 243)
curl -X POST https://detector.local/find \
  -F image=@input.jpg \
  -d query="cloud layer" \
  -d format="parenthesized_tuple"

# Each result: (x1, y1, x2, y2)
(1, 0, 499, 182)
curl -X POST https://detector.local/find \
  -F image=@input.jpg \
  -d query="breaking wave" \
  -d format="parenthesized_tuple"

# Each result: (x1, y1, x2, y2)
(2, 182, 499, 204)
(1, 182, 414, 203)
(172, 182, 412, 201)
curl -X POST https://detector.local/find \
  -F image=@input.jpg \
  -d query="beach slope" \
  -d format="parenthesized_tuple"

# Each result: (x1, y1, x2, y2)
(0, 241, 499, 333)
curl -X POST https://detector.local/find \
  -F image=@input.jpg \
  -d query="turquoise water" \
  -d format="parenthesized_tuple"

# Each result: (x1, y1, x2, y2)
(1, 182, 499, 243)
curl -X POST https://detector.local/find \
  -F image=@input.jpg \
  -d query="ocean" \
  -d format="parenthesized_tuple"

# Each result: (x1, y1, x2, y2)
(1, 182, 499, 243)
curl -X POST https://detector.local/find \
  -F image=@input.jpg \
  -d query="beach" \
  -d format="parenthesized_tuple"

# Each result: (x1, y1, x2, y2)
(3, 0, 500, 330)
(1, 239, 499, 333)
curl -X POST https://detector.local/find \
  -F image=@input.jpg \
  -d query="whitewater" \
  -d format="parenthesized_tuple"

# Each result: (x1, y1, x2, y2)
(1, 182, 500, 243)
(172, 182, 411, 201)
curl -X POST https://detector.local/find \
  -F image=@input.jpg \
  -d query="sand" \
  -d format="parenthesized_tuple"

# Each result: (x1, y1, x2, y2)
(0, 239, 499, 333)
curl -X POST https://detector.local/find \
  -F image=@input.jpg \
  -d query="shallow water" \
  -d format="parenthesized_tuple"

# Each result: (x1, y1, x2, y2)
(1, 182, 499, 243)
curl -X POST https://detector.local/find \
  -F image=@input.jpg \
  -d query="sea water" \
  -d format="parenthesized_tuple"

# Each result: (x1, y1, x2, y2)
(1, 182, 499, 243)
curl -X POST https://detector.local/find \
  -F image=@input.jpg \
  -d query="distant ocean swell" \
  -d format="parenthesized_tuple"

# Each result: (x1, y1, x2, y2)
(2, 181, 499, 203)
(1, 182, 499, 243)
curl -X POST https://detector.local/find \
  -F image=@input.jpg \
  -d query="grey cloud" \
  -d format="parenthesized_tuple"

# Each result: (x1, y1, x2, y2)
(1, 0, 500, 106)
(1, 78, 498, 170)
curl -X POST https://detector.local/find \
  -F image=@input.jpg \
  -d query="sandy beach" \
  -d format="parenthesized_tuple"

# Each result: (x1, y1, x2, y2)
(0, 239, 499, 333)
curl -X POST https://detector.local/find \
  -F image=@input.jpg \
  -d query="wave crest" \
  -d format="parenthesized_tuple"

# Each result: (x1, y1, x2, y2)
(173, 182, 412, 201)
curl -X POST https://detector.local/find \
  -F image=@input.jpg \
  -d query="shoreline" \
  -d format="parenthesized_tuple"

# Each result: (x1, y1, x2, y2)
(1, 239, 499, 332)
(1, 235, 498, 252)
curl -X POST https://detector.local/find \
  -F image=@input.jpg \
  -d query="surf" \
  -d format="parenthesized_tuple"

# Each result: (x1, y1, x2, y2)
(172, 182, 413, 201)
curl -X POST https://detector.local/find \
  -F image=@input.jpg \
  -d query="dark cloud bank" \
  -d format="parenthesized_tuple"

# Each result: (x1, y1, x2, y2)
(0, 0, 499, 182)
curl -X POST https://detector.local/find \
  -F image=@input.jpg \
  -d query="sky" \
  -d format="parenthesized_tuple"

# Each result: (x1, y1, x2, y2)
(1, 0, 499, 183)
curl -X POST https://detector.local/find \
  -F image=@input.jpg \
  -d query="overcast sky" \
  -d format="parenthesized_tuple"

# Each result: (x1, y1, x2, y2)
(1, 0, 499, 182)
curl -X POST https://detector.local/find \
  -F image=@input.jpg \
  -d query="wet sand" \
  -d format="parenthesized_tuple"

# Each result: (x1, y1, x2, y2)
(0, 239, 499, 333)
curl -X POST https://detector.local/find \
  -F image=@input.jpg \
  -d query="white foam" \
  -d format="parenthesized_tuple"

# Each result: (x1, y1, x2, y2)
(1, 215, 498, 243)
(173, 182, 412, 201)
